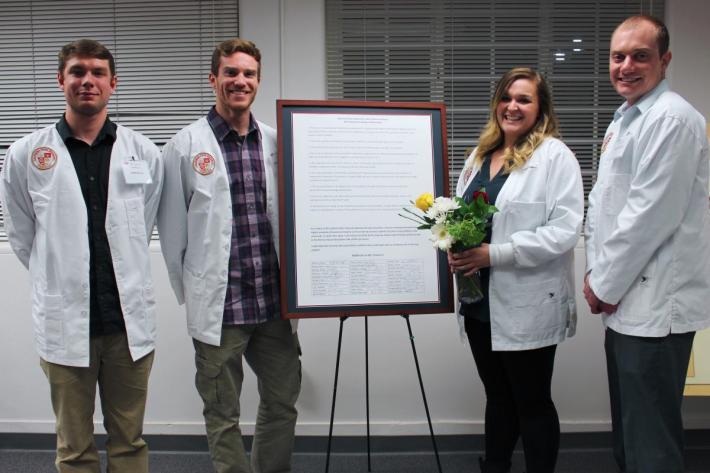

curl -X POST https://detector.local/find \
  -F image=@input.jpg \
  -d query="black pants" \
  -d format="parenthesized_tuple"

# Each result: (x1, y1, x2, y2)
(465, 317, 560, 473)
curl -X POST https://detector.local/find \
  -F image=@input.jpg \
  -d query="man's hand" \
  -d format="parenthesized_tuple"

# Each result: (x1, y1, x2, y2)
(584, 274, 619, 315)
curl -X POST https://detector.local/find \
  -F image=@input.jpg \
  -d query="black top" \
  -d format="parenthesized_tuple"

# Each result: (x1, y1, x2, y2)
(56, 115, 125, 337)
(459, 155, 509, 322)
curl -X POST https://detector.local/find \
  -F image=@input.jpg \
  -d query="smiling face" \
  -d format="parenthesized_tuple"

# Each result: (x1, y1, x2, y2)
(58, 56, 116, 117)
(495, 78, 540, 145)
(210, 51, 260, 119)
(610, 20, 671, 105)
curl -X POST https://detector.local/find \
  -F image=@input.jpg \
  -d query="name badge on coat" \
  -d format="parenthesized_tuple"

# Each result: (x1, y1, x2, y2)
(122, 158, 152, 184)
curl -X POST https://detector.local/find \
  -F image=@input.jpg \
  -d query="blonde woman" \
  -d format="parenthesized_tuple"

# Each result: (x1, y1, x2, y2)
(449, 68, 583, 473)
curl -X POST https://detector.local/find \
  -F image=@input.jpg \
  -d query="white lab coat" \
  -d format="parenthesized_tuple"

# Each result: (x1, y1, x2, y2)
(0, 124, 163, 367)
(157, 117, 292, 346)
(456, 137, 584, 350)
(585, 81, 710, 336)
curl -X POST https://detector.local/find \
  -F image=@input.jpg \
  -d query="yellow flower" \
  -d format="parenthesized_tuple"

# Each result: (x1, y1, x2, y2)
(415, 192, 434, 211)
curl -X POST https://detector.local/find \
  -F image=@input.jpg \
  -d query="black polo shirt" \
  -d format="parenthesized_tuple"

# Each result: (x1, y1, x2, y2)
(56, 115, 125, 337)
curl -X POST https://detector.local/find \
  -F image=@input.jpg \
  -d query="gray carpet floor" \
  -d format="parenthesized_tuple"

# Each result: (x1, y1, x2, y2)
(2, 449, 710, 473)
(1, 433, 709, 473)
(0, 449, 606, 473)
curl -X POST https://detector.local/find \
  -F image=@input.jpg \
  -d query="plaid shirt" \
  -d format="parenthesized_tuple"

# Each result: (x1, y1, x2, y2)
(207, 107, 280, 325)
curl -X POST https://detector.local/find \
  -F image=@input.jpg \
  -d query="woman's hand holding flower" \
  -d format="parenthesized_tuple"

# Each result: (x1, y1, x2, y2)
(448, 243, 491, 276)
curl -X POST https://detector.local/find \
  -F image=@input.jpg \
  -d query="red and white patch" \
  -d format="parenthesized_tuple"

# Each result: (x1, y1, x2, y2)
(600, 132, 614, 156)
(31, 147, 58, 170)
(192, 152, 215, 176)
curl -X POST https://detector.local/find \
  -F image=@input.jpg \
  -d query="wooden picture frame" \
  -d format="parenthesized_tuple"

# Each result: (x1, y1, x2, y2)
(277, 100, 453, 319)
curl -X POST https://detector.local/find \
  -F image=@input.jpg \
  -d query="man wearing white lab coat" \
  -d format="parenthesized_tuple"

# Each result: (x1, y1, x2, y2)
(584, 16, 710, 473)
(0, 40, 162, 472)
(158, 39, 300, 473)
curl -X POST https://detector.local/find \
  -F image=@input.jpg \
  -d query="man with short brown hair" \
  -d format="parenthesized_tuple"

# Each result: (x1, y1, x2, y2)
(211, 38, 262, 78)
(584, 15, 710, 473)
(0, 38, 162, 472)
(158, 38, 301, 473)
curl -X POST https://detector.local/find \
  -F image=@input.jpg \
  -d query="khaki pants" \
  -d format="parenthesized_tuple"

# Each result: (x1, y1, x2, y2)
(194, 318, 301, 473)
(40, 333, 154, 473)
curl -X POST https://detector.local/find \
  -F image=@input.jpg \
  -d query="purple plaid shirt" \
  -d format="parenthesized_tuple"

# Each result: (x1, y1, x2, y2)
(207, 107, 281, 325)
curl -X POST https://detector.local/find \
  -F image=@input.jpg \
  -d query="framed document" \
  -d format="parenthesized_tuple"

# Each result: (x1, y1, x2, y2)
(277, 100, 453, 319)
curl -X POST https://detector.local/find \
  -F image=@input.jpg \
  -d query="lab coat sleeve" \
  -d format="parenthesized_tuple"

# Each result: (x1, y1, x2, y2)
(142, 140, 163, 243)
(588, 116, 704, 304)
(0, 143, 35, 269)
(157, 138, 189, 304)
(490, 144, 584, 268)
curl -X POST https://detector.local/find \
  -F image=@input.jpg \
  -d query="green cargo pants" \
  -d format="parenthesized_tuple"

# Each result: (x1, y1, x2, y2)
(194, 318, 302, 473)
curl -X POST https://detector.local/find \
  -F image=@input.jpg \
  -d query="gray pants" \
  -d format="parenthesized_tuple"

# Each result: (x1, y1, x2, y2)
(605, 328, 694, 473)
(194, 319, 301, 473)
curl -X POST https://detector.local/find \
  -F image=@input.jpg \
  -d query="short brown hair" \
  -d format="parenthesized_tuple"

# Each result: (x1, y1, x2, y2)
(210, 39, 261, 79)
(615, 15, 670, 57)
(58, 39, 115, 76)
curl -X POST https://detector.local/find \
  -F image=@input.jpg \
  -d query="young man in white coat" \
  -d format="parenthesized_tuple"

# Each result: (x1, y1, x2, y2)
(584, 15, 710, 473)
(157, 39, 301, 473)
(0, 39, 162, 472)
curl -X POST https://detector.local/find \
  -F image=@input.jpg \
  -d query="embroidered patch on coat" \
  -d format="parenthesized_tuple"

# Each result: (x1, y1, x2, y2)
(192, 152, 216, 175)
(31, 147, 58, 170)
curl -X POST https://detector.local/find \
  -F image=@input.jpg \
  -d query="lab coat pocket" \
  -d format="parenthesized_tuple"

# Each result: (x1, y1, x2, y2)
(124, 198, 147, 239)
(509, 278, 567, 336)
(43, 295, 64, 350)
(502, 201, 547, 236)
(618, 258, 657, 321)
(194, 353, 224, 406)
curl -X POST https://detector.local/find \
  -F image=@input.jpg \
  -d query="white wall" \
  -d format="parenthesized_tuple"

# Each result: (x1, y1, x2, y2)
(667, 0, 710, 122)
(1, 0, 709, 437)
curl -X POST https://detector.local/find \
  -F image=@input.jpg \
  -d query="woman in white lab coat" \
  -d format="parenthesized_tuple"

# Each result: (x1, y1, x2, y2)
(449, 68, 584, 473)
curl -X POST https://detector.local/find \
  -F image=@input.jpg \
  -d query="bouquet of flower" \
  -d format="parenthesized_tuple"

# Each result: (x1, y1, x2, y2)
(400, 190, 498, 303)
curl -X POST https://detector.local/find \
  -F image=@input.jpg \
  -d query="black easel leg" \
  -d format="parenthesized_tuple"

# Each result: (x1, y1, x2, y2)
(403, 314, 443, 473)
(365, 315, 372, 472)
(325, 316, 347, 473)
